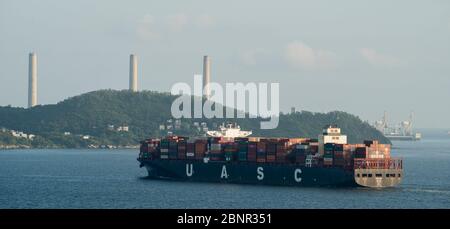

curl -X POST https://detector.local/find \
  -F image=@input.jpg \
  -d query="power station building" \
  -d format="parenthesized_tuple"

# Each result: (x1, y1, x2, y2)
(129, 54, 138, 92)
(203, 55, 211, 100)
(28, 52, 37, 108)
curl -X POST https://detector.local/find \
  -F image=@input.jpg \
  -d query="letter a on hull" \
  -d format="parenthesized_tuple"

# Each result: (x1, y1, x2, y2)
(221, 165, 228, 179)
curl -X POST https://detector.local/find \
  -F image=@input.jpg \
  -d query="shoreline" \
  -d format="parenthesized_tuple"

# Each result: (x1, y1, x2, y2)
(0, 145, 140, 150)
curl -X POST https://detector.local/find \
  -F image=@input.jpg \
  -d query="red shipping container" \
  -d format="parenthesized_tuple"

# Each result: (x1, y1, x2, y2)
(177, 142, 186, 159)
(247, 152, 257, 161)
(195, 142, 206, 159)
(256, 158, 266, 163)
(266, 155, 276, 162)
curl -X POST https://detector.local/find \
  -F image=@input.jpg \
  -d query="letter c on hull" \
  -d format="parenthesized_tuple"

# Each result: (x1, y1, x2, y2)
(294, 168, 302, 182)
(186, 164, 193, 177)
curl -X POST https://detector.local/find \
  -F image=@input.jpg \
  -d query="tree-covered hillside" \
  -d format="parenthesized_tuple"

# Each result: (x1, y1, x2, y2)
(0, 90, 389, 148)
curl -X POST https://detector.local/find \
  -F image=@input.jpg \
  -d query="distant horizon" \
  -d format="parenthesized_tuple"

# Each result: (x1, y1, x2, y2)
(1, 0, 449, 128)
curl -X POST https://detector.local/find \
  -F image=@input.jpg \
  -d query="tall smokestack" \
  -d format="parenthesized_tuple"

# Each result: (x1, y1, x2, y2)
(28, 52, 37, 108)
(202, 55, 211, 100)
(129, 54, 138, 92)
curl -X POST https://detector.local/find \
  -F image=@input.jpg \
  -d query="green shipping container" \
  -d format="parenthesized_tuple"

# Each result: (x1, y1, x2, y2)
(238, 152, 247, 161)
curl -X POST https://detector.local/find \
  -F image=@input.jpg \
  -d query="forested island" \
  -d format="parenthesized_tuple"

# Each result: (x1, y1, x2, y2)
(0, 90, 388, 149)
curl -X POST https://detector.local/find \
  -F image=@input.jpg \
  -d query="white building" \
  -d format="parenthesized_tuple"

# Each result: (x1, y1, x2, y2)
(11, 130, 28, 138)
(117, 126, 129, 132)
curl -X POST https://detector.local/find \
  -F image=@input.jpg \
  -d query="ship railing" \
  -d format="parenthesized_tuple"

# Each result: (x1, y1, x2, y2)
(353, 158, 402, 170)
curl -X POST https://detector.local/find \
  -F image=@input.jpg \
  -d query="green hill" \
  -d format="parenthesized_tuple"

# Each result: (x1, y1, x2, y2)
(0, 90, 389, 148)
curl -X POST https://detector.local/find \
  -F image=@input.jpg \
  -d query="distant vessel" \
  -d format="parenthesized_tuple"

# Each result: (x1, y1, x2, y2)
(138, 125, 403, 188)
(374, 112, 421, 141)
(206, 123, 252, 138)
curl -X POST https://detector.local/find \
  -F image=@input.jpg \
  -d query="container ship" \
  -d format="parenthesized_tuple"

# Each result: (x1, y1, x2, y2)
(374, 112, 421, 141)
(138, 124, 403, 188)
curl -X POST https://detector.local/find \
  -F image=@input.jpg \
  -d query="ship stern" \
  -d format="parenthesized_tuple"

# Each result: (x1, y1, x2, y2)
(353, 158, 403, 188)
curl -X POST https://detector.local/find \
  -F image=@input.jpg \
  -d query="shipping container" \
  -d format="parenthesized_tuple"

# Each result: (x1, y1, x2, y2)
(195, 141, 207, 159)
(267, 142, 277, 153)
(310, 145, 319, 154)
(247, 152, 257, 162)
(177, 141, 186, 159)
(334, 144, 344, 152)
(210, 143, 221, 151)
(324, 143, 334, 151)
(266, 155, 276, 162)
(276, 154, 286, 163)
(247, 142, 257, 161)
(256, 158, 266, 163)
(354, 147, 367, 159)
(323, 157, 333, 166)
(238, 151, 247, 161)
(186, 143, 195, 159)
(257, 141, 266, 153)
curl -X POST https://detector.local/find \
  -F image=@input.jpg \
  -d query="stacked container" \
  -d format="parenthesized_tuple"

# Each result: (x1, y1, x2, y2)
(366, 140, 391, 159)
(223, 142, 237, 161)
(247, 142, 257, 162)
(140, 139, 160, 159)
(266, 140, 277, 163)
(209, 137, 223, 161)
(160, 139, 169, 159)
(256, 141, 266, 163)
(237, 139, 248, 162)
(186, 141, 195, 159)
(354, 146, 367, 159)
(168, 139, 178, 159)
(177, 140, 187, 159)
(332, 144, 344, 166)
(195, 139, 207, 160)
(276, 139, 289, 163)
(309, 143, 319, 155)
(323, 143, 334, 165)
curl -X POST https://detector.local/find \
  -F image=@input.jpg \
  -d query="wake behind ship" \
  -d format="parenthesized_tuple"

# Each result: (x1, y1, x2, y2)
(138, 124, 403, 188)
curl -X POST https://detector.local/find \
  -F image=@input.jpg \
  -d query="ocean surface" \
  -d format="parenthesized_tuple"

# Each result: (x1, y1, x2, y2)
(1, 134, 450, 209)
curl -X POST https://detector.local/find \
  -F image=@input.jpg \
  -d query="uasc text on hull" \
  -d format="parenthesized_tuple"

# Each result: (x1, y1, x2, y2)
(139, 159, 357, 187)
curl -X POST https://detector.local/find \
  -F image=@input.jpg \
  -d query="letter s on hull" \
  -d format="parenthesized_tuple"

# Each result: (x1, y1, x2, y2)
(257, 167, 264, 180)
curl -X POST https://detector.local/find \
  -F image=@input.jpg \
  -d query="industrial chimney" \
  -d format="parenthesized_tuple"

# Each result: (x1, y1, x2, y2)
(28, 52, 37, 108)
(129, 54, 138, 92)
(202, 55, 211, 100)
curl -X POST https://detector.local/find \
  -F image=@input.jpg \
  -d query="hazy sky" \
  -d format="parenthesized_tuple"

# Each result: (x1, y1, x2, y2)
(1, 0, 449, 128)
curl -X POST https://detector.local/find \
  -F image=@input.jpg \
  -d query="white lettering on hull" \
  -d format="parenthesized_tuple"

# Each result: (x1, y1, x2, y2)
(294, 169, 302, 182)
(186, 164, 193, 177)
(221, 165, 228, 179)
(257, 167, 264, 180)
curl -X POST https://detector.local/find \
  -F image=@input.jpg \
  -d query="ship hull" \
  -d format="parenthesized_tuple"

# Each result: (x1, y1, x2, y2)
(139, 159, 358, 187)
